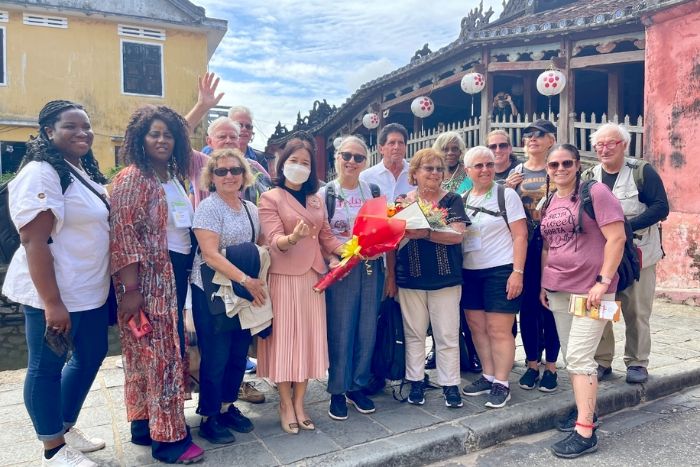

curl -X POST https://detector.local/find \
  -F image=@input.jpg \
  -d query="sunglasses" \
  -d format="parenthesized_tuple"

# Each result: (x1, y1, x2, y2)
(213, 166, 244, 176)
(523, 130, 545, 139)
(238, 123, 254, 131)
(469, 162, 495, 170)
(547, 160, 576, 170)
(421, 165, 445, 173)
(340, 152, 367, 163)
(487, 143, 510, 150)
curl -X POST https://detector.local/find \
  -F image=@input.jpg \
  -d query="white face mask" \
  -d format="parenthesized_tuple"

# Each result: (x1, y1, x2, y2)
(283, 163, 311, 184)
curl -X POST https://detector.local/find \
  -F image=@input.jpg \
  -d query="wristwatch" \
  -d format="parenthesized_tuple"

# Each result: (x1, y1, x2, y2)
(239, 274, 249, 286)
(595, 275, 612, 285)
(118, 283, 139, 294)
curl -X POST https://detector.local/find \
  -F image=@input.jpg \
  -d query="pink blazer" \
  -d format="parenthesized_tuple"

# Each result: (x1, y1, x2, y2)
(259, 188, 342, 276)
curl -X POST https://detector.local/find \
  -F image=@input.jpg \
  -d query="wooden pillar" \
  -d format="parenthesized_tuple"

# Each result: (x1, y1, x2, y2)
(523, 73, 535, 117)
(558, 39, 573, 143)
(608, 67, 622, 120)
(479, 47, 491, 145)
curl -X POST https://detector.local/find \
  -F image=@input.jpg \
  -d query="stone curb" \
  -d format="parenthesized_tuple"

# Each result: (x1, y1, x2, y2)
(297, 364, 700, 466)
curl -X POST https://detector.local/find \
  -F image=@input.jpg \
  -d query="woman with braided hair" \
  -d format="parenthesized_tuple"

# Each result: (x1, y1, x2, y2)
(539, 144, 625, 458)
(110, 105, 204, 464)
(2, 100, 110, 466)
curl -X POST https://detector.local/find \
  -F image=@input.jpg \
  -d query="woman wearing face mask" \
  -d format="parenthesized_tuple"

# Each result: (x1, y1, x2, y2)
(257, 141, 344, 434)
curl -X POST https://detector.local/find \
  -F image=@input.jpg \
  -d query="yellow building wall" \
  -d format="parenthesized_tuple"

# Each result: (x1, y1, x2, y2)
(0, 8, 210, 169)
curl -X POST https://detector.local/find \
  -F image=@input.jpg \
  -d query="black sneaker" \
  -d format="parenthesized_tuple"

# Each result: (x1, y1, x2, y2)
(485, 382, 511, 409)
(407, 380, 425, 405)
(551, 431, 598, 458)
(199, 415, 235, 444)
(597, 365, 612, 381)
(346, 390, 376, 414)
(539, 370, 558, 392)
(443, 385, 463, 408)
(219, 404, 254, 433)
(328, 394, 348, 420)
(462, 376, 493, 396)
(518, 368, 540, 390)
(557, 409, 600, 432)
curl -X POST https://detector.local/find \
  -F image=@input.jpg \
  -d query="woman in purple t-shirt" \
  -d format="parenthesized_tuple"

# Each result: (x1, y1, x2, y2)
(539, 144, 626, 459)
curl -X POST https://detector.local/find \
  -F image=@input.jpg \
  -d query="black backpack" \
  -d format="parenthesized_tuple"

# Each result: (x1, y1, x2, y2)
(462, 182, 511, 232)
(543, 180, 641, 291)
(0, 181, 20, 264)
(371, 297, 405, 382)
(325, 182, 380, 219)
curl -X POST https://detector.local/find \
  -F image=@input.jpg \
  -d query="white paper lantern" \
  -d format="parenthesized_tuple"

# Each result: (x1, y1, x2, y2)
(333, 137, 343, 149)
(362, 113, 380, 129)
(460, 72, 486, 94)
(536, 69, 567, 96)
(410, 96, 434, 118)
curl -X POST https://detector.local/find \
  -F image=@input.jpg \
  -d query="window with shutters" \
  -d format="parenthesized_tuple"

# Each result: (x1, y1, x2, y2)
(121, 40, 163, 97)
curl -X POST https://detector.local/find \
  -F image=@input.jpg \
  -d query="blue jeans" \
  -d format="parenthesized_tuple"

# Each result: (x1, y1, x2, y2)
(325, 259, 383, 395)
(23, 303, 108, 441)
(191, 285, 251, 417)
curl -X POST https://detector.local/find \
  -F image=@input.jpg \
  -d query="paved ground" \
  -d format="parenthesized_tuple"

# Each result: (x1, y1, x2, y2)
(1, 300, 699, 466)
(431, 386, 700, 466)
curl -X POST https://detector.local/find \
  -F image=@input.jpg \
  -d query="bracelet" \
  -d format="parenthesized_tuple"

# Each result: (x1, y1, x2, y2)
(513, 268, 524, 274)
(239, 274, 248, 285)
(288, 235, 297, 245)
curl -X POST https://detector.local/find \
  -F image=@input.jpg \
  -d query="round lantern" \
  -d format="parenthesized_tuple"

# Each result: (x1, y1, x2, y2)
(362, 113, 380, 129)
(460, 72, 486, 94)
(333, 136, 343, 149)
(536, 69, 567, 96)
(410, 96, 434, 118)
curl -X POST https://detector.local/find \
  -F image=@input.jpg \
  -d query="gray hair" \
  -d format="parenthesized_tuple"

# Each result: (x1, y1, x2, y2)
(590, 123, 631, 148)
(432, 131, 466, 157)
(227, 105, 253, 120)
(334, 135, 369, 176)
(463, 146, 495, 167)
(207, 116, 240, 137)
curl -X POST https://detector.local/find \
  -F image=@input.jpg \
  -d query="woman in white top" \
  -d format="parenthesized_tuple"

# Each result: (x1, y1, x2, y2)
(2, 100, 110, 467)
(459, 146, 528, 409)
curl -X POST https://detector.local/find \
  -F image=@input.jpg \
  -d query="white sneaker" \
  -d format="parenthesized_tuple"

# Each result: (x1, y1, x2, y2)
(42, 445, 97, 467)
(64, 428, 106, 453)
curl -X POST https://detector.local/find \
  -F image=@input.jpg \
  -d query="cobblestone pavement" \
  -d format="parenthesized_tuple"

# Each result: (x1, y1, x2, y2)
(1, 300, 698, 466)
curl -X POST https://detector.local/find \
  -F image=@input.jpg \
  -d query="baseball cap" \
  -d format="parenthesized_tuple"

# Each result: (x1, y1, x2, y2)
(523, 119, 557, 134)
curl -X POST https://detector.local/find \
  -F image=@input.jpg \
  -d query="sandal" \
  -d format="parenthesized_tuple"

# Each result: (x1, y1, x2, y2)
(175, 442, 204, 464)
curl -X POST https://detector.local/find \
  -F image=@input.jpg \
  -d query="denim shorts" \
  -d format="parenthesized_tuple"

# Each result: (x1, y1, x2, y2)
(461, 265, 521, 313)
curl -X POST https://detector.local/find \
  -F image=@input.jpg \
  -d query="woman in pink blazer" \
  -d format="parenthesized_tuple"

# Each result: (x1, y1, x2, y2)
(257, 140, 343, 434)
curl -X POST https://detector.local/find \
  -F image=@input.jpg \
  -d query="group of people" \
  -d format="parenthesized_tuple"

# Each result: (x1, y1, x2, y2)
(2, 70, 669, 465)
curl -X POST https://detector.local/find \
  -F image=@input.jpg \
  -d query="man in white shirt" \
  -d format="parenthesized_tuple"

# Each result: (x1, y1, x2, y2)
(359, 123, 413, 201)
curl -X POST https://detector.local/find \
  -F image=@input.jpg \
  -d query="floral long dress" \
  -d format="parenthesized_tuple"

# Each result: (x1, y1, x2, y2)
(109, 165, 187, 443)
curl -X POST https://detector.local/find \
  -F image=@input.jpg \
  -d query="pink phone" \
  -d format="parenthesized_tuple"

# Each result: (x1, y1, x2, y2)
(128, 310, 153, 338)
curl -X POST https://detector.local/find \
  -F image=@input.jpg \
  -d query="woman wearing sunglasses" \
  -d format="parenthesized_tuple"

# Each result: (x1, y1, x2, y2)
(385, 148, 468, 408)
(486, 130, 519, 183)
(505, 119, 561, 393)
(317, 136, 384, 420)
(460, 146, 527, 409)
(539, 144, 625, 458)
(432, 131, 472, 195)
(190, 149, 264, 444)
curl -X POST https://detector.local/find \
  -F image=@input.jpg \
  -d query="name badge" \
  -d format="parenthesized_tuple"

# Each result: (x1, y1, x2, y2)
(170, 200, 192, 228)
(462, 226, 482, 252)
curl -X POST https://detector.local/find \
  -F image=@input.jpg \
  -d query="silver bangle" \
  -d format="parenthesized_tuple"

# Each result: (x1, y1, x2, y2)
(513, 268, 524, 274)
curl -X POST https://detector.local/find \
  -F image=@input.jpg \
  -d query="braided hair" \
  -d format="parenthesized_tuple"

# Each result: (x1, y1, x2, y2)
(20, 100, 107, 191)
(542, 143, 581, 216)
(120, 105, 191, 181)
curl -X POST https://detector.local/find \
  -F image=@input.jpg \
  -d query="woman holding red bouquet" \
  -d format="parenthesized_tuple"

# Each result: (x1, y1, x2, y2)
(385, 148, 468, 409)
(318, 136, 384, 421)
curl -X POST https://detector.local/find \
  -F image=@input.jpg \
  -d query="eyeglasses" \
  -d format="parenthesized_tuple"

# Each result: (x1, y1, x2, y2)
(237, 123, 254, 131)
(523, 130, 545, 139)
(421, 165, 445, 173)
(442, 145, 461, 153)
(340, 152, 367, 163)
(594, 140, 623, 151)
(547, 160, 576, 170)
(469, 162, 495, 170)
(213, 166, 244, 176)
(487, 143, 510, 150)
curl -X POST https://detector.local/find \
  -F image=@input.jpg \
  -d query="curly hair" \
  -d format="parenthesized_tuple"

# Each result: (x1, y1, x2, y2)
(408, 148, 445, 185)
(200, 148, 255, 192)
(20, 100, 107, 191)
(119, 105, 191, 181)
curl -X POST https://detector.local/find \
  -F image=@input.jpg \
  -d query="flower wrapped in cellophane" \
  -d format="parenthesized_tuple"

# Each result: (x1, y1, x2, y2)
(390, 198, 451, 231)
(313, 196, 406, 292)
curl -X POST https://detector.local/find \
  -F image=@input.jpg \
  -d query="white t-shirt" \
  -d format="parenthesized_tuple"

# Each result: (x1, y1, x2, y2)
(2, 161, 111, 311)
(359, 159, 412, 202)
(162, 179, 194, 255)
(462, 185, 526, 270)
(318, 180, 380, 242)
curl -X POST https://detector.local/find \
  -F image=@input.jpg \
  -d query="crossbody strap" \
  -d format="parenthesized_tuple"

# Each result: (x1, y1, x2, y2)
(241, 200, 256, 243)
(65, 164, 110, 212)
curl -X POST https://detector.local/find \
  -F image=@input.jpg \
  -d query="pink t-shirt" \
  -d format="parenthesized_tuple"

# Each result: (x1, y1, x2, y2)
(540, 182, 624, 294)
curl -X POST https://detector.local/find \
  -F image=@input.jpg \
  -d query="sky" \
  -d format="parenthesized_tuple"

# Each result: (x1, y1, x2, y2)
(195, 1, 503, 150)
